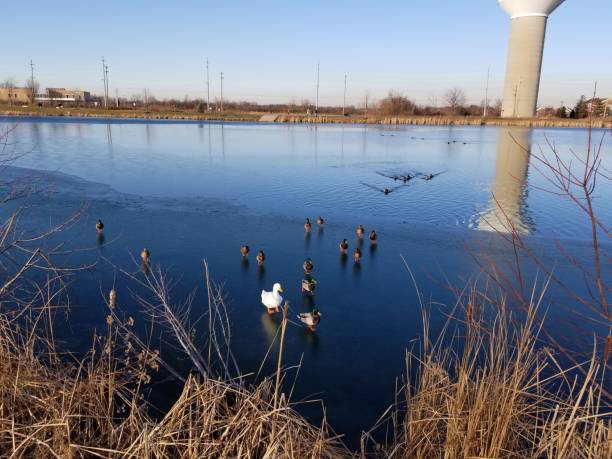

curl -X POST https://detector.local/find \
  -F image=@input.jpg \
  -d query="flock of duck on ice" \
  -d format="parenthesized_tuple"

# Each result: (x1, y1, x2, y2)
(240, 216, 379, 333)
(93, 171, 439, 334)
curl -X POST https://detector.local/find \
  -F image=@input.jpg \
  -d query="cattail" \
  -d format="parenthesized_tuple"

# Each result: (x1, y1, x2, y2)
(604, 335, 611, 366)
(109, 288, 116, 309)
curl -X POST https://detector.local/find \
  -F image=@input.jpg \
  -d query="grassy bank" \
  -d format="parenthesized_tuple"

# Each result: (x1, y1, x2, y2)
(2, 104, 611, 128)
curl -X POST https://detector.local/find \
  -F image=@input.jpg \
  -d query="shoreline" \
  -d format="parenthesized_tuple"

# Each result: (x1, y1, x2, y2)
(2, 106, 611, 129)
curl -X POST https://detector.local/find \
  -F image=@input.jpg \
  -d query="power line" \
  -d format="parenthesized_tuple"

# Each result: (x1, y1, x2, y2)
(206, 58, 210, 111)
(105, 63, 109, 107)
(101, 57, 108, 108)
(342, 73, 347, 116)
(315, 61, 320, 114)
(29, 60, 35, 102)
(220, 72, 224, 111)
(483, 65, 490, 117)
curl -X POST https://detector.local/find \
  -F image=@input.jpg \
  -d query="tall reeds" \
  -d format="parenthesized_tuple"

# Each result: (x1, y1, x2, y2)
(363, 283, 611, 458)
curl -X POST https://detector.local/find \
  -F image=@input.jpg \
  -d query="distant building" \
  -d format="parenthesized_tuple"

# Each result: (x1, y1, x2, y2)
(0, 87, 32, 104)
(586, 97, 612, 116)
(36, 88, 91, 103)
(601, 98, 612, 116)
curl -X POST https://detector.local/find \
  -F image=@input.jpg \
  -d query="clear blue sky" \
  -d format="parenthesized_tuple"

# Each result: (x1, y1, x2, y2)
(1, 0, 610, 107)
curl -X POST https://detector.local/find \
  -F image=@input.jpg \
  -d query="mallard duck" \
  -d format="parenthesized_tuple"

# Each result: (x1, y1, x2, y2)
(261, 283, 283, 314)
(256, 250, 265, 265)
(339, 239, 349, 252)
(96, 219, 104, 232)
(297, 308, 321, 332)
(240, 245, 250, 257)
(369, 231, 377, 243)
(353, 248, 362, 263)
(304, 218, 312, 231)
(356, 225, 364, 238)
(423, 173, 434, 181)
(301, 277, 317, 294)
(140, 248, 150, 264)
(303, 258, 314, 274)
(316, 216, 325, 226)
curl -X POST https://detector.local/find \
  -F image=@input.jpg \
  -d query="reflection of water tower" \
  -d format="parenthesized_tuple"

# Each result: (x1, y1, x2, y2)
(479, 128, 531, 233)
(499, 0, 565, 118)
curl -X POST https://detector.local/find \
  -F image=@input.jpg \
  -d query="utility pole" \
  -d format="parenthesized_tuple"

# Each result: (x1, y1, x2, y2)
(220, 72, 224, 111)
(206, 58, 210, 111)
(315, 61, 320, 115)
(101, 57, 108, 108)
(342, 74, 347, 116)
(483, 65, 490, 118)
(105, 63, 109, 108)
(29, 60, 35, 103)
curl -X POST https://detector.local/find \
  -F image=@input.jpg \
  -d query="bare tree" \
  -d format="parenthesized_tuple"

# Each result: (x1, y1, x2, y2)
(444, 87, 466, 114)
(1, 78, 16, 89)
(377, 91, 416, 116)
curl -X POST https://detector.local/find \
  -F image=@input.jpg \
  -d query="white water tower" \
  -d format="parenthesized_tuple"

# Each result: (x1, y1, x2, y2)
(499, 0, 565, 118)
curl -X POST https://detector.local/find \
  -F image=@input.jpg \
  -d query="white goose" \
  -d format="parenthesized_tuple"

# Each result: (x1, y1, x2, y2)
(261, 283, 283, 314)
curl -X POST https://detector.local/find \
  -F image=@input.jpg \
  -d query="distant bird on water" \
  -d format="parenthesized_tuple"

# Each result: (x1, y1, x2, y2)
(369, 230, 377, 243)
(298, 308, 321, 332)
(360, 181, 403, 195)
(256, 250, 265, 265)
(303, 258, 314, 274)
(240, 245, 250, 257)
(301, 277, 317, 295)
(339, 239, 349, 252)
(356, 224, 365, 238)
(316, 216, 325, 226)
(96, 219, 104, 232)
(353, 248, 362, 263)
(304, 218, 312, 232)
(140, 248, 150, 264)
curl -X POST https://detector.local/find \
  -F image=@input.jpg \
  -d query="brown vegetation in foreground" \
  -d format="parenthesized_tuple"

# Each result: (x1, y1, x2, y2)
(364, 279, 611, 458)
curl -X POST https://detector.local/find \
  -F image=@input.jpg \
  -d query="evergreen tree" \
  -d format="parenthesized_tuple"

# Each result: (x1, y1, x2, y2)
(573, 95, 588, 119)
(556, 106, 567, 118)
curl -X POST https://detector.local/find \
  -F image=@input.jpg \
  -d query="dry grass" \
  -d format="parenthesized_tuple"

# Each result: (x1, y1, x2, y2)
(0, 295, 350, 458)
(367, 283, 612, 459)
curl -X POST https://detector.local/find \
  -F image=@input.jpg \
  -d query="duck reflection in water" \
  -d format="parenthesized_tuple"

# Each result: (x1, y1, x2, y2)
(97, 231, 105, 247)
(299, 326, 320, 353)
(257, 264, 266, 280)
(260, 312, 281, 344)
(241, 257, 250, 271)
(340, 252, 348, 269)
